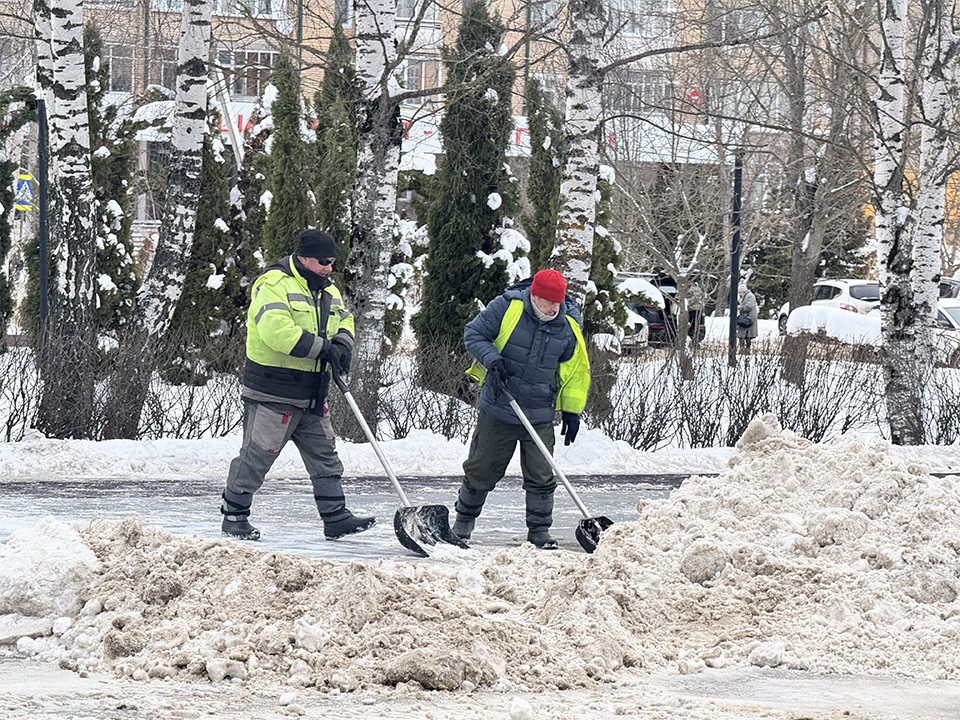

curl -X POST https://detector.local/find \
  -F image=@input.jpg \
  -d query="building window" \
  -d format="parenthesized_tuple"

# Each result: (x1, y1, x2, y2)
(530, 0, 559, 28)
(531, 73, 564, 110)
(334, 0, 352, 26)
(88, 0, 137, 8)
(218, 49, 278, 99)
(397, 0, 436, 21)
(402, 57, 440, 105)
(708, 4, 769, 42)
(153, 0, 182, 10)
(0, 37, 31, 87)
(215, 0, 276, 17)
(152, 46, 178, 91)
(609, 0, 673, 39)
(105, 43, 135, 93)
(604, 69, 672, 115)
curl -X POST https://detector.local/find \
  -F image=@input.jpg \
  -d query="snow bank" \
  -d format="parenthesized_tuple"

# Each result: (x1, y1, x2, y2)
(0, 519, 99, 617)
(787, 305, 881, 345)
(3, 425, 960, 694)
(0, 429, 731, 481)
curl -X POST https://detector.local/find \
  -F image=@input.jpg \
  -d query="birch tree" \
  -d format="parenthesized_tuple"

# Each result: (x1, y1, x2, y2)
(102, 0, 213, 439)
(911, 1, 958, 355)
(342, 0, 403, 435)
(872, 0, 918, 444)
(875, 0, 960, 444)
(34, 0, 98, 439)
(551, 0, 607, 304)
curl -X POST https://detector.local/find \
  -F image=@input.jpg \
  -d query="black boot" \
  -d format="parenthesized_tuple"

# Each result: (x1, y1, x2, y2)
(525, 490, 558, 550)
(221, 490, 261, 541)
(453, 482, 488, 540)
(313, 476, 376, 540)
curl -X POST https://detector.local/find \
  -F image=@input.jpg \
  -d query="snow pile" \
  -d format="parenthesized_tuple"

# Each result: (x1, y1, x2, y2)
(0, 430, 732, 480)
(4, 425, 960, 692)
(0, 519, 99, 617)
(787, 305, 881, 345)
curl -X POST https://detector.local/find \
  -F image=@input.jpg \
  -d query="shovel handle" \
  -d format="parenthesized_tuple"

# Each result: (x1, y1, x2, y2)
(505, 394, 593, 520)
(332, 368, 412, 508)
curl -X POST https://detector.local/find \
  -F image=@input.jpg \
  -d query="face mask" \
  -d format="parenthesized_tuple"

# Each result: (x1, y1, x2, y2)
(531, 300, 560, 322)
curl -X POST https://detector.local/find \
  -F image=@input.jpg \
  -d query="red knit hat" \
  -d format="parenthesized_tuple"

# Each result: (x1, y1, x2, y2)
(530, 269, 567, 303)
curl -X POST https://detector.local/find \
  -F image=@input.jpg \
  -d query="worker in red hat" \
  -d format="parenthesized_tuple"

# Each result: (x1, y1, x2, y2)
(456, 269, 591, 549)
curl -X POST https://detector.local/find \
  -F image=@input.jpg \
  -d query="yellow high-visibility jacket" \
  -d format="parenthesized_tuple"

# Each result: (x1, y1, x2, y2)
(242, 255, 354, 408)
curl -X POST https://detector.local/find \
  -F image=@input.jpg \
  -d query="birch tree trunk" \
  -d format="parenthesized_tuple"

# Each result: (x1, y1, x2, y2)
(874, 0, 920, 444)
(102, 0, 212, 439)
(341, 0, 402, 440)
(911, 1, 958, 364)
(551, 0, 606, 306)
(35, 0, 98, 439)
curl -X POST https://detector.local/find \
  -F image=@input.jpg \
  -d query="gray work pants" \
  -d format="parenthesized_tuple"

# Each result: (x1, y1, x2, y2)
(462, 410, 557, 493)
(225, 400, 343, 500)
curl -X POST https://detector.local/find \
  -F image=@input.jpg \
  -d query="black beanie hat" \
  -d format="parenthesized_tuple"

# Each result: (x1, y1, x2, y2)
(296, 230, 337, 260)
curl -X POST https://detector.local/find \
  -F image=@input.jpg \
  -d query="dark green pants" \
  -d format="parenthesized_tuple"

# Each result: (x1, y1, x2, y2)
(462, 411, 556, 493)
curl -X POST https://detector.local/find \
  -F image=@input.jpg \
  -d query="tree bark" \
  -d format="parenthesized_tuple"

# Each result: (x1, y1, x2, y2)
(874, 0, 922, 445)
(340, 0, 402, 441)
(35, 0, 98, 439)
(551, 0, 606, 306)
(102, 0, 212, 439)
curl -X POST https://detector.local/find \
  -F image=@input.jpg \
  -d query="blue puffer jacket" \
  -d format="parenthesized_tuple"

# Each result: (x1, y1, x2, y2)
(464, 287, 581, 425)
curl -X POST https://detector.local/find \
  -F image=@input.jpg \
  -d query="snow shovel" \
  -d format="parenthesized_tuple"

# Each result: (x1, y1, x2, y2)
(331, 369, 469, 557)
(504, 391, 613, 553)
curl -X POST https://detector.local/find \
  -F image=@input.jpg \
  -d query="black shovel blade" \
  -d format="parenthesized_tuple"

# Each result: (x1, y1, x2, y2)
(575, 516, 614, 554)
(394, 505, 470, 557)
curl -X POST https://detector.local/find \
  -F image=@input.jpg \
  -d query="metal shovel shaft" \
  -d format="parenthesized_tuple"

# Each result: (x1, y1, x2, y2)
(507, 398, 592, 519)
(339, 387, 412, 508)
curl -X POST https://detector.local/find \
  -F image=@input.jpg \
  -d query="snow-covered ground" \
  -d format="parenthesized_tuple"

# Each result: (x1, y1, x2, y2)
(4, 416, 960, 718)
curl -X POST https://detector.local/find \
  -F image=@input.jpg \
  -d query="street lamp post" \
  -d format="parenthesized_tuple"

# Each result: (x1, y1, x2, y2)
(728, 149, 744, 366)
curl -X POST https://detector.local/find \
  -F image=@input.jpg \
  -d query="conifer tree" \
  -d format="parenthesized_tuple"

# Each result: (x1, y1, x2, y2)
(583, 170, 624, 336)
(314, 23, 359, 274)
(522, 78, 563, 270)
(0, 89, 34, 341)
(414, 0, 517, 364)
(261, 54, 312, 261)
(233, 105, 271, 270)
(167, 108, 240, 382)
(85, 24, 138, 334)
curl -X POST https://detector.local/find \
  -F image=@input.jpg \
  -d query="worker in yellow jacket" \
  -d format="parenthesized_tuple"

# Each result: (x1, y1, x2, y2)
(220, 229, 375, 541)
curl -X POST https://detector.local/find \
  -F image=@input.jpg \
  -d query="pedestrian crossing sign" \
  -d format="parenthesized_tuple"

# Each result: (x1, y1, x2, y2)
(14, 173, 34, 212)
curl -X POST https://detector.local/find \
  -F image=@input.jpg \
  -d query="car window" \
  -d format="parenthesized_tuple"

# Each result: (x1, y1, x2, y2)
(635, 306, 664, 323)
(813, 285, 836, 301)
(937, 311, 953, 328)
(943, 306, 960, 327)
(940, 280, 960, 298)
(849, 284, 880, 301)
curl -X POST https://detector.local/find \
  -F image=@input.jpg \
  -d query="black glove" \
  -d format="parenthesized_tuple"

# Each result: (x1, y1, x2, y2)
(327, 338, 352, 375)
(487, 358, 508, 392)
(560, 412, 580, 446)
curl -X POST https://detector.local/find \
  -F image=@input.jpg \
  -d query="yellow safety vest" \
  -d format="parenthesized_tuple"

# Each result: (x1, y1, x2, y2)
(465, 299, 591, 414)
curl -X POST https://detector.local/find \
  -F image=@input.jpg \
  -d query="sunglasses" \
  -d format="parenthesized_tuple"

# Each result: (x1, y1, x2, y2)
(316, 257, 336, 266)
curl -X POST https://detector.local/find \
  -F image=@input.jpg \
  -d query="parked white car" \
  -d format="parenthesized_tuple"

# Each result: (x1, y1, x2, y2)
(935, 298, 960, 366)
(778, 279, 881, 335)
(786, 297, 960, 366)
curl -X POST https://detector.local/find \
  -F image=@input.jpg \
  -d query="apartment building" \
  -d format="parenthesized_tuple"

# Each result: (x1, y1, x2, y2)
(1, 0, 795, 221)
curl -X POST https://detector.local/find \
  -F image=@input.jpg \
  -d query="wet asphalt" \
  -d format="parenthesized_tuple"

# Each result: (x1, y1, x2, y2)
(0, 474, 685, 559)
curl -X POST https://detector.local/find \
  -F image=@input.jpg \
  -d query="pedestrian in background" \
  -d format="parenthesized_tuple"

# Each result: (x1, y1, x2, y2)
(736, 281, 759, 352)
(453, 269, 591, 550)
(220, 229, 375, 541)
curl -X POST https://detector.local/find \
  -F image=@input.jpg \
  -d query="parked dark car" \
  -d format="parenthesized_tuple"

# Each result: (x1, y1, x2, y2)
(940, 276, 960, 298)
(629, 302, 706, 346)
